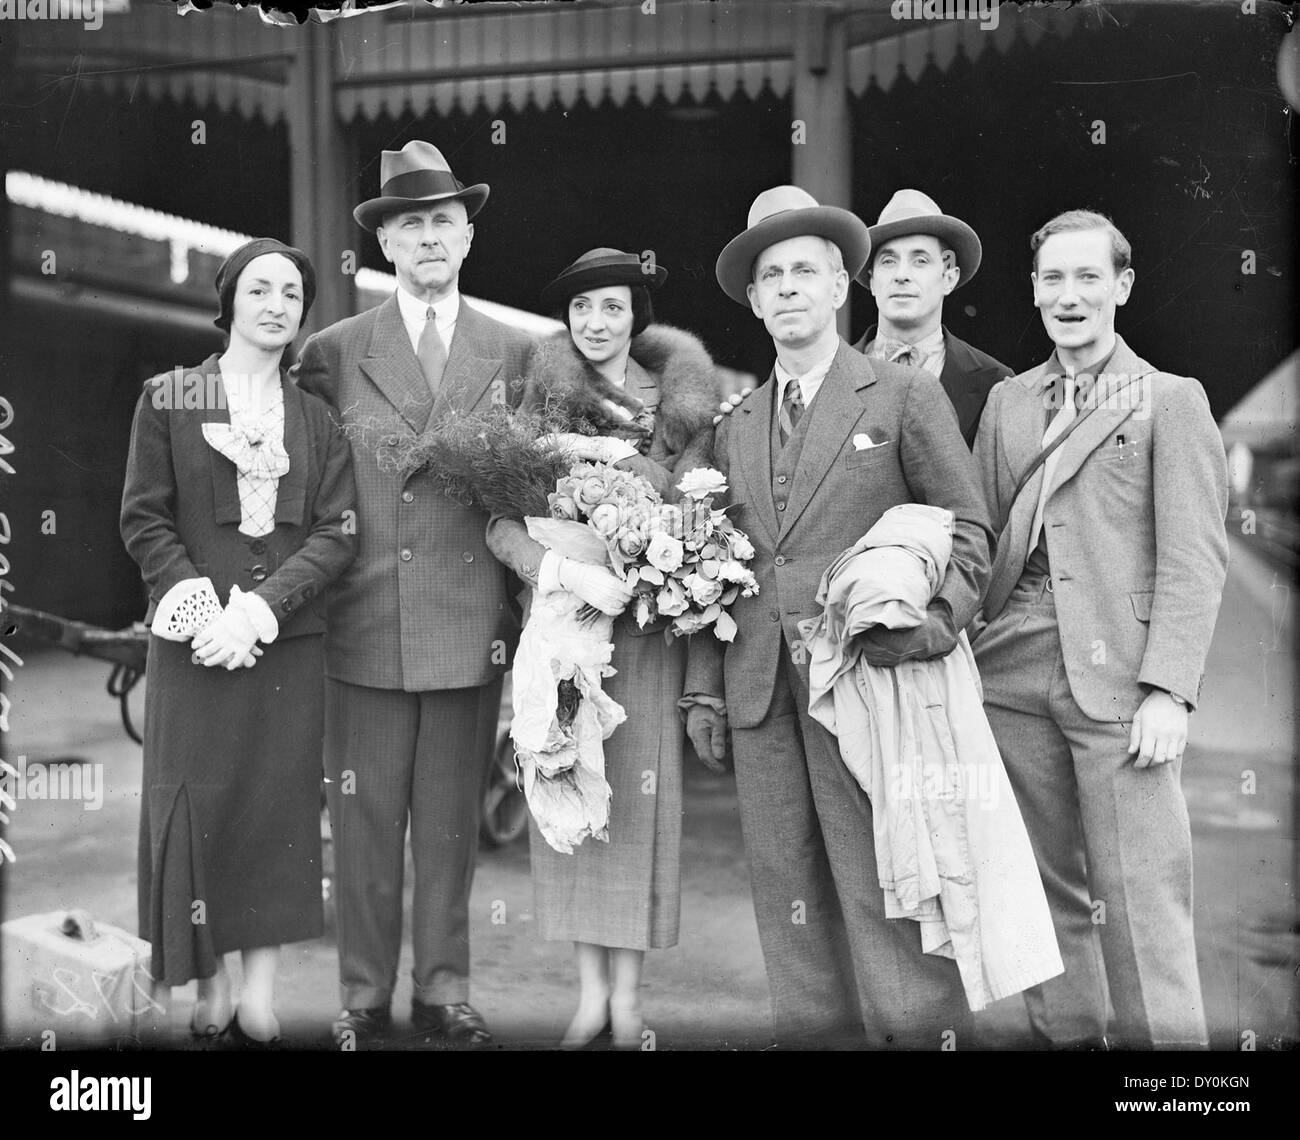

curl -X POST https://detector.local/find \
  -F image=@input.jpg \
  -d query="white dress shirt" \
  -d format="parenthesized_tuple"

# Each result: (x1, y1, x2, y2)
(774, 343, 839, 412)
(395, 284, 460, 357)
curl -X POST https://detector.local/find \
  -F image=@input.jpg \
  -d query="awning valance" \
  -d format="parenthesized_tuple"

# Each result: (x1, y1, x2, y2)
(17, 0, 1087, 127)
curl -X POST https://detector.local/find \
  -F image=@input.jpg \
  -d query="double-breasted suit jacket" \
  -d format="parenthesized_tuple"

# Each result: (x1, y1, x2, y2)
(852, 324, 1012, 448)
(685, 340, 994, 727)
(974, 334, 1229, 719)
(295, 295, 534, 689)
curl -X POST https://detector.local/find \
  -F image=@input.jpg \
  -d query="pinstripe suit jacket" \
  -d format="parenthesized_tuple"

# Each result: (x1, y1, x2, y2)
(296, 295, 534, 690)
(973, 334, 1229, 720)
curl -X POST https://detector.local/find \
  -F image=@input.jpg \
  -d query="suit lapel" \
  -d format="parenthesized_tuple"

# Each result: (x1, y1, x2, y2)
(778, 342, 872, 540)
(1043, 336, 1153, 498)
(432, 301, 506, 421)
(734, 373, 779, 542)
(359, 295, 436, 433)
(273, 376, 309, 526)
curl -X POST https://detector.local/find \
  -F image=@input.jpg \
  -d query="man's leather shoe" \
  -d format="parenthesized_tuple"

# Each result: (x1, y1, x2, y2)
(331, 1006, 391, 1046)
(411, 1001, 493, 1047)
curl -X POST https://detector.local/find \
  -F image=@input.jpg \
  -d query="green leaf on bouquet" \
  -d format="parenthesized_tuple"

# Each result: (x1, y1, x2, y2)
(715, 611, 738, 642)
(720, 586, 739, 605)
(638, 565, 665, 585)
(700, 544, 717, 559)
(525, 516, 610, 565)
(703, 603, 722, 622)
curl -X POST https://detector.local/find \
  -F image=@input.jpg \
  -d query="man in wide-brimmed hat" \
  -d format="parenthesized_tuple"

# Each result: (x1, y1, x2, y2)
(852, 189, 1012, 447)
(683, 186, 993, 1047)
(296, 140, 534, 1049)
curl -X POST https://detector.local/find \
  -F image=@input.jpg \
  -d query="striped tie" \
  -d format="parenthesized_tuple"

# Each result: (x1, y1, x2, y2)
(778, 380, 804, 446)
(417, 305, 448, 394)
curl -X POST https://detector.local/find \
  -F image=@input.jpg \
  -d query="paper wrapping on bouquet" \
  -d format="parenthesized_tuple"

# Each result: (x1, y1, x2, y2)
(1, 910, 160, 1041)
(510, 588, 626, 855)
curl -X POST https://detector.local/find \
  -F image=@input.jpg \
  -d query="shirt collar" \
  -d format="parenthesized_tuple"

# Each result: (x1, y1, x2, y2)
(1042, 342, 1119, 405)
(774, 343, 839, 397)
(395, 283, 460, 327)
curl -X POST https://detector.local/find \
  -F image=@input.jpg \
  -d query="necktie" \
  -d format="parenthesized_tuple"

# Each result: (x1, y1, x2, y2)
(888, 342, 917, 368)
(417, 306, 448, 394)
(778, 379, 804, 446)
(1028, 373, 1078, 553)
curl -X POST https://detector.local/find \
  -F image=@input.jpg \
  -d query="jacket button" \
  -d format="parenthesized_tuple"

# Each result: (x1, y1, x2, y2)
(249, 539, 267, 555)
(400, 549, 413, 562)
(769, 610, 780, 622)
(250, 565, 267, 582)
(402, 490, 414, 503)
(776, 501, 786, 511)
(777, 475, 788, 485)
(774, 555, 787, 566)
(280, 598, 294, 614)
(462, 551, 474, 563)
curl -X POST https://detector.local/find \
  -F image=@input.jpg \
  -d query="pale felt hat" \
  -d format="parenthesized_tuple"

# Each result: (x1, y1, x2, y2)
(857, 188, 982, 287)
(715, 186, 871, 306)
(353, 140, 490, 232)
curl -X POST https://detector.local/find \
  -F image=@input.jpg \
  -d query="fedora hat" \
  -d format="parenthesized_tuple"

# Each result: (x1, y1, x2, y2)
(539, 247, 668, 312)
(353, 141, 490, 232)
(715, 186, 870, 306)
(856, 189, 982, 287)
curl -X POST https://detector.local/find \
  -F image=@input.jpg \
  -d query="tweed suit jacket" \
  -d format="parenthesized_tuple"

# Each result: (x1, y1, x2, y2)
(295, 295, 534, 690)
(972, 334, 1229, 720)
(121, 354, 357, 639)
(852, 324, 1012, 448)
(684, 339, 993, 730)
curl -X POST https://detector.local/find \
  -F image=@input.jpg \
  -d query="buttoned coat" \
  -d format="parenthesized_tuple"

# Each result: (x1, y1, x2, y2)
(852, 324, 1012, 448)
(972, 334, 1229, 720)
(295, 295, 534, 690)
(120, 354, 357, 636)
(684, 339, 993, 729)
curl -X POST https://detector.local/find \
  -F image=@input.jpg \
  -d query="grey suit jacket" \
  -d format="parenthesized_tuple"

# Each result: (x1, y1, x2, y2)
(972, 333, 1229, 719)
(684, 339, 993, 729)
(295, 295, 534, 690)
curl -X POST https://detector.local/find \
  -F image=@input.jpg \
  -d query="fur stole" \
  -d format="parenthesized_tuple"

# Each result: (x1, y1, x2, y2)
(520, 323, 720, 459)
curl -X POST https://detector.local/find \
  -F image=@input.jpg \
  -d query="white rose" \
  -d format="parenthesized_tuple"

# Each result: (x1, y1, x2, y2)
(646, 532, 685, 573)
(676, 467, 728, 501)
(683, 572, 723, 606)
(729, 532, 755, 561)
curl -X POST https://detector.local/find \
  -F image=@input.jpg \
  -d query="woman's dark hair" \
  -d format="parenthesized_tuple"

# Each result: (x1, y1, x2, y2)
(556, 284, 654, 338)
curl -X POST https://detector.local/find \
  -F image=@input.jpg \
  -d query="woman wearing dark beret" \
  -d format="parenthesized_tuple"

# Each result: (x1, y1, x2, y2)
(487, 248, 723, 1047)
(120, 238, 357, 1046)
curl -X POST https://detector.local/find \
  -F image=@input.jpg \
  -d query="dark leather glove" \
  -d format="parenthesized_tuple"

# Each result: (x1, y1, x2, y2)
(857, 600, 959, 667)
(685, 705, 729, 774)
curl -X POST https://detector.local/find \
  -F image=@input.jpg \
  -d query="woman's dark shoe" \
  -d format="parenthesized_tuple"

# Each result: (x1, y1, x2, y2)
(224, 1010, 283, 1050)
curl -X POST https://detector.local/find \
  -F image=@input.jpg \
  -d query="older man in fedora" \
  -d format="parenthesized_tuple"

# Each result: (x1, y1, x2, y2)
(852, 189, 1012, 448)
(295, 141, 533, 1047)
(682, 187, 993, 1047)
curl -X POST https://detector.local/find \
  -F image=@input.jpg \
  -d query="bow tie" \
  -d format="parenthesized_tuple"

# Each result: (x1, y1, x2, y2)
(202, 422, 290, 479)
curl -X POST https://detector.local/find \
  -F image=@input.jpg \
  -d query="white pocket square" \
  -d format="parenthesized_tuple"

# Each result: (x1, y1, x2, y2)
(852, 433, 885, 450)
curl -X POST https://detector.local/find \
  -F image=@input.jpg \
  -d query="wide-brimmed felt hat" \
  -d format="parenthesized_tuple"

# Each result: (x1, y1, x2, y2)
(715, 186, 870, 306)
(539, 247, 668, 311)
(856, 189, 982, 288)
(353, 141, 489, 232)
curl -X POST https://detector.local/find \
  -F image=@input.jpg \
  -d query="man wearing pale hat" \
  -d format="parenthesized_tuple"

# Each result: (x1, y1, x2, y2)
(852, 189, 1012, 448)
(682, 186, 993, 1047)
(296, 141, 533, 1047)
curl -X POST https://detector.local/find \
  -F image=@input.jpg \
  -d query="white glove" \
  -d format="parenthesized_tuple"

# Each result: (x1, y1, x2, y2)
(549, 555, 633, 616)
(192, 604, 261, 670)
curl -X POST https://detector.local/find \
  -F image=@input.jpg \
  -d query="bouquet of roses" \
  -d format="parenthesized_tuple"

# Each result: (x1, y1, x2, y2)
(513, 462, 758, 854)
(619, 467, 759, 643)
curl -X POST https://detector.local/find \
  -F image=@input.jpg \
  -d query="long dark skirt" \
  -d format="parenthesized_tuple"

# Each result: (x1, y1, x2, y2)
(529, 624, 686, 951)
(137, 633, 324, 986)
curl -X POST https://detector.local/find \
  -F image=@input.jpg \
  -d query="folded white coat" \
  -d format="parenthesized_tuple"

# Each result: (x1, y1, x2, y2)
(510, 587, 626, 854)
(800, 502, 1063, 1012)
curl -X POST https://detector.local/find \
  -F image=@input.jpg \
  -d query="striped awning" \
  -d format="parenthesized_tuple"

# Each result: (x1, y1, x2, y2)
(18, 0, 1087, 127)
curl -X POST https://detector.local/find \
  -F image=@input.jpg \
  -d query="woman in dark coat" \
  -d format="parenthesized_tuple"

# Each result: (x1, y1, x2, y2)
(487, 248, 721, 1047)
(120, 238, 356, 1045)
